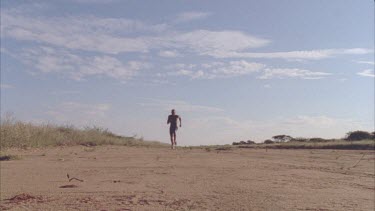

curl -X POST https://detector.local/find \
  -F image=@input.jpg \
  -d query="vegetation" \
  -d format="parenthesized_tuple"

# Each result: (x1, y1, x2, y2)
(272, 135, 293, 142)
(0, 154, 20, 161)
(0, 119, 167, 149)
(238, 140, 374, 150)
(264, 139, 274, 144)
(232, 140, 255, 145)
(232, 130, 375, 150)
(346, 131, 374, 141)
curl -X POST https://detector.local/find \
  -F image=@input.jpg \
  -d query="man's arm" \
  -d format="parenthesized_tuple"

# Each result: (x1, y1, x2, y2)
(167, 116, 170, 124)
(179, 116, 182, 127)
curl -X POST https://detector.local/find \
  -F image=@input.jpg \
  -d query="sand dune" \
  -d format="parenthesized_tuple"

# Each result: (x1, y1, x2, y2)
(1, 146, 374, 210)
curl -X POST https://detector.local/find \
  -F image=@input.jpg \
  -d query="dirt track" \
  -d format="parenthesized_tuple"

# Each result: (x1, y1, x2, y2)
(1, 146, 374, 210)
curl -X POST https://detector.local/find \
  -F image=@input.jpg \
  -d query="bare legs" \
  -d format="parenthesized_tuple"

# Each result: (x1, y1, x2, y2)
(170, 132, 177, 149)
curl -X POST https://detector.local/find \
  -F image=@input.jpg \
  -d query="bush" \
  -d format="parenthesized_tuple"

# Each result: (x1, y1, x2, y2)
(290, 138, 308, 142)
(246, 140, 255, 144)
(264, 139, 274, 144)
(233, 140, 255, 145)
(346, 131, 373, 141)
(272, 135, 293, 142)
(309, 138, 329, 143)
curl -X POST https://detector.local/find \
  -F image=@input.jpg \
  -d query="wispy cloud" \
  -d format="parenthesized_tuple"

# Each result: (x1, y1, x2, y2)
(175, 11, 211, 23)
(258, 68, 331, 79)
(164, 62, 331, 80)
(2, 9, 371, 62)
(15, 46, 149, 81)
(263, 84, 271, 88)
(355, 60, 375, 65)
(1, 11, 168, 54)
(208, 48, 373, 60)
(50, 90, 81, 95)
(1, 10, 267, 55)
(174, 30, 270, 54)
(357, 69, 375, 78)
(138, 98, 224, 113)
(46, 101, 111, 125)
(158, 50, 180, 58)
(164, 60, 265, 79)
(0, 83, 14, 89)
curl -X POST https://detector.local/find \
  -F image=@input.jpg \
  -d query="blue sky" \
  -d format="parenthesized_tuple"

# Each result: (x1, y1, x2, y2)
(1, 0, 374, 145)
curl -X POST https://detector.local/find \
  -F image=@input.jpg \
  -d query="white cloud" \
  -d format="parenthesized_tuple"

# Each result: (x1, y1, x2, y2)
(208, 48, 374, 60)
(357, 69, 375, 78)
(138, 98, 224, 113)
(166, 63, 331, 80)
(2, 10, 371, 61)
(1, 10, 269, 54)
(165, 60, 265, 79)
(0, 83, 14, 89)
(258, 68, 331, 79)
(17, 46, 148, 81)
(158, 50, 180, 58)
(1, 12, 167, 54)
(50, 90, 81, 95)
(46, 102, 111, 126)
(175, 11, 211, 23)
(173, 30, 270, 54)
(355, 60, 375, 65)
(263, 84, 271, 88)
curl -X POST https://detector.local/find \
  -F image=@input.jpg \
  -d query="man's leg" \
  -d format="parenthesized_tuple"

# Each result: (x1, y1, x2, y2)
(173, 133, 177, 146)
(170, 133, 174, 149)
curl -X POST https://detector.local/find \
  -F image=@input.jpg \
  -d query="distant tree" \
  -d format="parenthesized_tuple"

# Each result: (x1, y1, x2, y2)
(239, 141, 246, 145)
(346, 131, 373, 141)
(272, 135, 293, 142)
(264, 139, 274, 144)
(290, 137, 308, 142)
(246, 140, 255, 144)
(372, 132, 375, 139)
(309, 138, 328, 143)
(232, 142, 240, 145)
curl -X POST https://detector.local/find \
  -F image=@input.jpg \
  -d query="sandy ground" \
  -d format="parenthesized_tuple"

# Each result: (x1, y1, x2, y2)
(0, 146, 374, 211)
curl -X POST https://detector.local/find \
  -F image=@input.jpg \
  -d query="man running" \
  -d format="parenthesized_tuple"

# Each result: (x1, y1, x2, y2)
(167, 109, 181, 149)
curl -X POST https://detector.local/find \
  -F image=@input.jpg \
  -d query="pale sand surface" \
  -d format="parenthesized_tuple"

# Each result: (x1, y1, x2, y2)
(1, 146, 374, 210)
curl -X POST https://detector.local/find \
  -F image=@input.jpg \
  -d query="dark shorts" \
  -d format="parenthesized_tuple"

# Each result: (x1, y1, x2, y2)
(169, 126, 177, 135)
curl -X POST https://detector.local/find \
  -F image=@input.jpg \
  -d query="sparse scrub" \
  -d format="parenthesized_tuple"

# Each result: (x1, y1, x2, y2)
(0, 154, 20, 161)
(290, 138, 308, 142)
(308, 138, 329, 143)
(238, 139, 374, 150)
(0, 119, 167, 149)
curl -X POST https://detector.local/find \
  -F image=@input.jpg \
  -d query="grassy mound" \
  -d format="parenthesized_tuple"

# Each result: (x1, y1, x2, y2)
(0, 120, 167, 149)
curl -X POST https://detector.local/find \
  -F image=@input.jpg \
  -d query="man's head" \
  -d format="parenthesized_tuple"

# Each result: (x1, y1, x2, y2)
(171, 109, 175, 115)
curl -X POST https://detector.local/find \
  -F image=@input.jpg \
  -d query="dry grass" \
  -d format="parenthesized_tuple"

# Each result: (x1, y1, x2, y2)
(0, 120, 167, 149)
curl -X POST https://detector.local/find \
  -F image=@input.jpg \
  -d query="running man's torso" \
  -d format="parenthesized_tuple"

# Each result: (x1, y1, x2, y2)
(168, 115, 179, 129)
